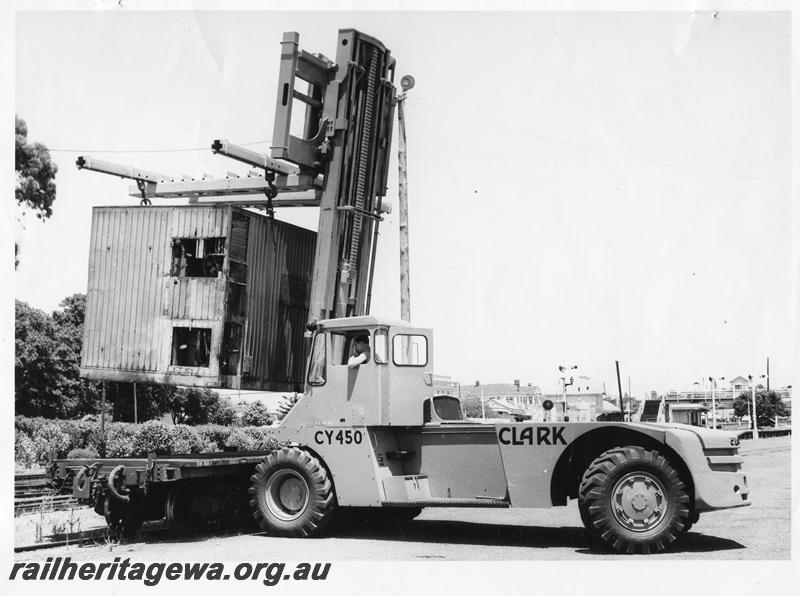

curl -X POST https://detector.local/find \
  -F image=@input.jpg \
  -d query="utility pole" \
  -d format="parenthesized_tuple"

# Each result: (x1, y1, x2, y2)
(710, 377, 716, 429)
(559, 364, 577, 422)
(748, 375, 759, 439)
(397, 74, 414, 323)
(708, 376, 724, 429)
(766, 357, 770, 392)
(133, 382, 138, 424)
(480, 385, 486, 421)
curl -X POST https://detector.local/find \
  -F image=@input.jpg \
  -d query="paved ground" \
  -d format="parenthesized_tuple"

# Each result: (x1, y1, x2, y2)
(16, 435, 791, 561)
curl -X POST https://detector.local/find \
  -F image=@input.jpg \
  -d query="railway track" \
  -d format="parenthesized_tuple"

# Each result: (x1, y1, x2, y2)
(15, 472, 79, 515)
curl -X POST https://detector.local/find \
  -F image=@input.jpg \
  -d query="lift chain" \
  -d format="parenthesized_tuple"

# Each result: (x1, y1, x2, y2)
(264, 170, 278, 219)
(135, 180, 152, 206)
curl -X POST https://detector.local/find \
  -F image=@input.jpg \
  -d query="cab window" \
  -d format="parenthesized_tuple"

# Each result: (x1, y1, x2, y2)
(392, 334, 428, 366)
(374, 329, 388, 364)
(307, 332, 326, 385)
(330, 330, 371, 366)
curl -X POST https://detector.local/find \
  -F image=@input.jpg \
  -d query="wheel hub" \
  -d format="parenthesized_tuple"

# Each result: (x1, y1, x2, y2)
(611, 472, 667, 532)
(264, 469, 310, 522)
(278, 477, 306, 511)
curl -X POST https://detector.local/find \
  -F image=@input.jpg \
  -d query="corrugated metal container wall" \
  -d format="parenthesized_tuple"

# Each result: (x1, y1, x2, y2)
(82, 206, 172, 375)
(244, 218, 316, 391)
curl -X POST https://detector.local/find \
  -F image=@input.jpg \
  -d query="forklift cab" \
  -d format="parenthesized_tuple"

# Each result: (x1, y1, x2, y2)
(298, 316, 435, 427)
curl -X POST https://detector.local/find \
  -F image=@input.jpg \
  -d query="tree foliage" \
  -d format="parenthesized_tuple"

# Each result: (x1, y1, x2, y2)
(275, 393, 301, 421)
(15, 115, 57, 219)
(461, 396, 483, 418)
(108, 382, 173, 423)
(15, 296, 99, 418)
(733, 391, 788, 428)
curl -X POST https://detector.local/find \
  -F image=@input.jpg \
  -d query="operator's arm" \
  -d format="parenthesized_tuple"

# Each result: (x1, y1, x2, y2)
(347, 348, 370, 368)
(347, 353, 367, 368)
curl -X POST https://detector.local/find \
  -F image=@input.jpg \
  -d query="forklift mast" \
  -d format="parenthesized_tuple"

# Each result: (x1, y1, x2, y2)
(271, 29, 397, 327)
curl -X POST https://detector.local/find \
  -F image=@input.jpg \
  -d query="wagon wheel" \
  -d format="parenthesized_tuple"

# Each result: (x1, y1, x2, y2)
(578, 446, 691, 554)
(104, 495, 143, 539)
(165, 487, 199, 535)
(249, 447, 336, 537)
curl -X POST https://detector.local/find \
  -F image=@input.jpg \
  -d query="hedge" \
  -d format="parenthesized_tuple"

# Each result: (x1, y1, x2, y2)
(106, 423, 138, 458)
(14, 416, 283, 466)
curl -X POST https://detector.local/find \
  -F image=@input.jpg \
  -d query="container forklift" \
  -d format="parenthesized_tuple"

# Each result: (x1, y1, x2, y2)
(52, 29, 750, 554)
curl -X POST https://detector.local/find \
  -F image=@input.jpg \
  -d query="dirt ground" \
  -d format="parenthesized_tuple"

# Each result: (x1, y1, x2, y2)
(15, 435, 791, 561)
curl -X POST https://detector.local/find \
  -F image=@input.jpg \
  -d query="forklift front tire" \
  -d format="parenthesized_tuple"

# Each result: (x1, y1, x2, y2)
(249, 447, 336, 537)
(578, 445, 691, 554)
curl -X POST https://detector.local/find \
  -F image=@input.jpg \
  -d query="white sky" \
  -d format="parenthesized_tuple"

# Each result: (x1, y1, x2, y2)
(12, 8, 792, 396)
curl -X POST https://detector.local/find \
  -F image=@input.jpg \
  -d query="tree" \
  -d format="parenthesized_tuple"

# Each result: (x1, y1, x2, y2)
(109, 382, 174, 423)
(461, 396, 483, 418)
(15, 300, 67, 417)
(15, 116, 57, 218)
(15, 295, 102, 418)
(15, 116, 58, 268)
(275, 393, 301, 421)
(733, 391, 788, 428)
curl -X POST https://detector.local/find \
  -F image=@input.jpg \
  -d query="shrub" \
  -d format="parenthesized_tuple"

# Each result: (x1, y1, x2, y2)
(15, 430, 37, 468)
(170, 424, 203, 454)
(79, 421, 103, 453)
(132, 421, 174, 455)
(15, 416, 48, 441)
(32, 423, 71, 462)
(224, 428, 258, 451)
(195, 424, 231, 452)
(208, 397, 236, 426)
(54, 419, 84, 452)
(225, 426, 281, 452)
(244, 426, 281, 451)
(241, 401, 272, 427)
(106, 423, 138, 457)
(67, 447, 99, 459)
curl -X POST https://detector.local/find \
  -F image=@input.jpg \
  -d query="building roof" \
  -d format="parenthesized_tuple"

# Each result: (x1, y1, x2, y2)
(669, 403, 708, 411)
(484, 398, 527, 416)
(460, 383, 541, 398)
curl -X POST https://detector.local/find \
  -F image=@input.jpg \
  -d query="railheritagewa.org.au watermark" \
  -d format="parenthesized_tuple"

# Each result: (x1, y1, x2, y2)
(10, 557, 331, 586)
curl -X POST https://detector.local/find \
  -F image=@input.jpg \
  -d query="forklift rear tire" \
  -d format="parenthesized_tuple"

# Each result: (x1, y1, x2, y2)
(249, 447, 335, 537)
(578, 446, 691, 554)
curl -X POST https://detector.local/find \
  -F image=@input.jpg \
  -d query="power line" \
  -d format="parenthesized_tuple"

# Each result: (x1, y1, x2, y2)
(406, 102, 788, 185)
(47, 140, 272, 154)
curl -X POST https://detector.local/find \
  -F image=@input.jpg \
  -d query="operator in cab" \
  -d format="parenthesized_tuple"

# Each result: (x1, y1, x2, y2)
(347, 335, 371, 368)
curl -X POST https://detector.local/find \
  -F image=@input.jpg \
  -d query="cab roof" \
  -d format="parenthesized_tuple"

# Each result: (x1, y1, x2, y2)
(318, 315, 413, 330)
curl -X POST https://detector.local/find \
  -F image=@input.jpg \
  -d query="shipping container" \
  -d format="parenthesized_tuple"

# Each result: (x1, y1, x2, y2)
(80, 205, 316, 392)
